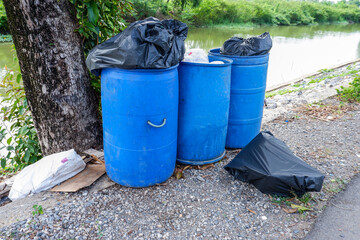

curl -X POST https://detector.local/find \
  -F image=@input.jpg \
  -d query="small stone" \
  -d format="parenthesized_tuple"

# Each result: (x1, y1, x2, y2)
(261, 216, 267, 221)
(197, 176, 205, 182)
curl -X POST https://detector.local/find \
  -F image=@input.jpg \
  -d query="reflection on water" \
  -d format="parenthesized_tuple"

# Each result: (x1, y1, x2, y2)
(186, 24, 360, 88)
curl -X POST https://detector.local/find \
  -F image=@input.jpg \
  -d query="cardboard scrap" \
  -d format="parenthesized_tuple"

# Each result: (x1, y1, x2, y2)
(88, 174, 116, 194)
(83, 149, 104, 159)
(51, 163, 106, 192)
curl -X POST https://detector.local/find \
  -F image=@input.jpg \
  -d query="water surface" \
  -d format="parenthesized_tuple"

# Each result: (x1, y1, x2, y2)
(186, 24, 360, 88)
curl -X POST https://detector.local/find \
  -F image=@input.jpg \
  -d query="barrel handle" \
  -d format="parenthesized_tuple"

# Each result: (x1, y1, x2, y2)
(147, 118, 166, 128)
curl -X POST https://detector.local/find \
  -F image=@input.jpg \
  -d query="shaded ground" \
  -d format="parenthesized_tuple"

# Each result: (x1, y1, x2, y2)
(0, 97, 359, 239)
(305, 174, 360, 240)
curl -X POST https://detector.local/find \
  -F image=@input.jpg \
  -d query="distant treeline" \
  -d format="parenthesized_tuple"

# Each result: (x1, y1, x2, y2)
(130, 0, 360, 26)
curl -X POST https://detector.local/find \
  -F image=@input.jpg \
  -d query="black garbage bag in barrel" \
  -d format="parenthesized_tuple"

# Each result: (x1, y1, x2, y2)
(86, 17, 188, 76)
(220, 32, 272, 56)
(224, 131, 325, 197)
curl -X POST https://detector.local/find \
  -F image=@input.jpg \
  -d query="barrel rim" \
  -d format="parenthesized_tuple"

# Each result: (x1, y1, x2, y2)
(180, 58, 233, 67)
(102, 63, 179, 73)
(209, 48, 270, 59)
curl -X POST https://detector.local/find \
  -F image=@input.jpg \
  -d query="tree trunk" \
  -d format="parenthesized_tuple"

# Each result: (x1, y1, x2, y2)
(3, 0, 102, 155)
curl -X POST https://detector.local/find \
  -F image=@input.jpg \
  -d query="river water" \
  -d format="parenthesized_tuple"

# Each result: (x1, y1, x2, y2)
(186, 24, 360, 88)
(0, 24, 360, 87)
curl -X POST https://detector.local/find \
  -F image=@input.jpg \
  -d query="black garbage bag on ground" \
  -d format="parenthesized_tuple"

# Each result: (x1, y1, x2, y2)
(220, 32, 272, 56)
(86, 17, 188, 76)
(224, 131, 324, 197)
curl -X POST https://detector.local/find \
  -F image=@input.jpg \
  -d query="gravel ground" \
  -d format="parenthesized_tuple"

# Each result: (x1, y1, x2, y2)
(0, 97, 359, 240)
(1, 61, 360, 239)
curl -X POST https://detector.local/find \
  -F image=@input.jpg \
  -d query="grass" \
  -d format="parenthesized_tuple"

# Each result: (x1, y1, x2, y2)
(266, 86, 312, 98)
(270, 192, 316, 214)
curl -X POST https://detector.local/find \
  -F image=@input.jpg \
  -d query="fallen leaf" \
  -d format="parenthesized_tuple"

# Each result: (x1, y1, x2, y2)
(173, 168, 184, 179)
(176, 171, 183, 179)
(201, 164, 214, 170)
(291, 204, 313, 212)
(282, 207, 297, 214)
(247, 208, 256, 214)
(183, 165, 191, 170)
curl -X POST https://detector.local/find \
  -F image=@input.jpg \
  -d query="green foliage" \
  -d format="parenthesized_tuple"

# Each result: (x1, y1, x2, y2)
(32, 204, 44, 216)
(0, 0, 9, 34)
(70, 0, 134, 54)
(70, 0, 134, 95)
(131, 0, 360, 26)
(337, 75, 360, 102)
(131, 0, 169, 20)
(0, 68, 42, 172)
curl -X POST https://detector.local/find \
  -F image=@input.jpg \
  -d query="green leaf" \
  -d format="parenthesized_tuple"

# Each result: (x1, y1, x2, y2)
(7, 137, 12, 145)
(24, 150, 30, 163)
(1, 158, 6, 169)
(290, 204, 313, 212)
(6, 146, 14, 151)
(87, 1, 100, 24)
(28, 144, 35, 154)
(16, 73, 22, 84)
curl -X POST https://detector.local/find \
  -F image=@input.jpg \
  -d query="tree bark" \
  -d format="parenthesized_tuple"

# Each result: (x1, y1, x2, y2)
(3, 0, 102, 155)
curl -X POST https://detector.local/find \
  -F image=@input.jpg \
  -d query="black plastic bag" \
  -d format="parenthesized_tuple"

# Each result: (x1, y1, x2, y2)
(86, 17, 188, 76)
(220, 32, 272, 56)
(224, 131, 324, 197)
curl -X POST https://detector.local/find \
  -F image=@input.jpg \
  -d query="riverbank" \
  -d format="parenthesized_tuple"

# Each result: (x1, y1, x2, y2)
(0, 63, 359, 239)
(264, 60, 360, 123)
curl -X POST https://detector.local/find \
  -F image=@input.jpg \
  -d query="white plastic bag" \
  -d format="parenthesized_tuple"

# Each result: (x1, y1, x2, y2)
(9, 149, 86, 201)
(182, 48, 209, 63)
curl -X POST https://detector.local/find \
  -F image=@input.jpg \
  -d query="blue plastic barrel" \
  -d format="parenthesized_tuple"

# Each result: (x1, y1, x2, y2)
(101, 65, 178, 187)
(209, 48, 269, 148)
(177, 58, 232, 165)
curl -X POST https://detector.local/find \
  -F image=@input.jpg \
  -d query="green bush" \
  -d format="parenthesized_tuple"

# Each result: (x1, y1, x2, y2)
(0, 70, 42, 172)
(337, 76, 360, 102)
(131, 0, 169, 20)
(0, 1, 9, 34)
(130, 0, 360, 26)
